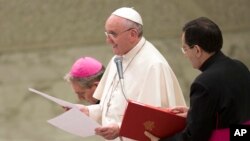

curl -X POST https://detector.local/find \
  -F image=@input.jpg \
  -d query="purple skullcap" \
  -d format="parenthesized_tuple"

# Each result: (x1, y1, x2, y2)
(70, 57, 102, 78)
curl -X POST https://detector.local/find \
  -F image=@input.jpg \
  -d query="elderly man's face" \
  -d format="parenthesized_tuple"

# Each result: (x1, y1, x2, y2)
(71, 81, 98, 104)
(104, 15, 134, 55)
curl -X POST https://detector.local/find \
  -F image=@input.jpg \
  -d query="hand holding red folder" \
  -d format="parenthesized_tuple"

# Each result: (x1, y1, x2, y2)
(119, 100, 186, 141)
(144, 131, 160, 141)
(169, 106, 189, 118)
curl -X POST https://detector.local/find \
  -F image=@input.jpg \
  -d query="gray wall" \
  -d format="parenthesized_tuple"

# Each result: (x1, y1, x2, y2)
(1, 0, 249, 51)
(0, 0, 249, 141)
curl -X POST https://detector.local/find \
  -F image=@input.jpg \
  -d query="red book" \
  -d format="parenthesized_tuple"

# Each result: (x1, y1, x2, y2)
(119, 100, 186, 141)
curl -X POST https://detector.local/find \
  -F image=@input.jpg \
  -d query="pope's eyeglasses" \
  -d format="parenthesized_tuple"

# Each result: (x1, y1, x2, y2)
(105, 28, 134, 38)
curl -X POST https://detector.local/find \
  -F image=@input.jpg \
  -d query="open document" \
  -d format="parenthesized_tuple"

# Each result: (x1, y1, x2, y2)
(48, 108, 101, 137)
(28, 88, 101, 137)
(28, 88, 77, 109)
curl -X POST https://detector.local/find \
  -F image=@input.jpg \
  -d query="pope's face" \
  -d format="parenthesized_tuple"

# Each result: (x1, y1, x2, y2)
(105, 15, 133, 56)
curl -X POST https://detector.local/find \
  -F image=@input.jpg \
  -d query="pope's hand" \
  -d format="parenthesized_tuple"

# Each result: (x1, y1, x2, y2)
(95, 123, 120, 140)
(144, 131, 160, 141)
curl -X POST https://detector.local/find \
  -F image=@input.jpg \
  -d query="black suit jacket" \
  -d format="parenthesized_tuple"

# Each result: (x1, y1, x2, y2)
(161, 51, 250, 141)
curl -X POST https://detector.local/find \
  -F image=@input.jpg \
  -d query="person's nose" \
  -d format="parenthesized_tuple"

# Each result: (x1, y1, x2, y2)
(106, 36, 114, 44)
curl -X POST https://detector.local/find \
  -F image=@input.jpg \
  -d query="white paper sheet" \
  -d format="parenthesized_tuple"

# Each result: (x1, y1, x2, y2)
(28, 88, 77, 109)
(47, 108, 101, 137)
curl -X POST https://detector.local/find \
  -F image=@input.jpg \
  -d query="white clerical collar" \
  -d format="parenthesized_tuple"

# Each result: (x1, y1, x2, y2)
(121, 37, 146, 62)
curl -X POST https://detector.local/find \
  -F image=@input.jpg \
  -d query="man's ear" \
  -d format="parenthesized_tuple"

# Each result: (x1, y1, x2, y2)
(130, 29, 138, 37)
(194, 45, 202, 58)
(129, 29, 139, 43)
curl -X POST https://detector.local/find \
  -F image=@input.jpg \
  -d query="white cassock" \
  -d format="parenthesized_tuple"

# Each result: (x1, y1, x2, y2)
(88, 37, 186, 141)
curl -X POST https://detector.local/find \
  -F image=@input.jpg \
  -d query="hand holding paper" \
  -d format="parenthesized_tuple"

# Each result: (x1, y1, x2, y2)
(28, 88, 100, 138)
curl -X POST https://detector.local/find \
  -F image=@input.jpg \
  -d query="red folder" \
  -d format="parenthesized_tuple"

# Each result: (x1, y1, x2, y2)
(120, 100, 186, 141)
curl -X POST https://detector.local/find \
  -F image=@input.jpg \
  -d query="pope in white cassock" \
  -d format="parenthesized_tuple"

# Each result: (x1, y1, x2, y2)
(79, 7, 186, 141)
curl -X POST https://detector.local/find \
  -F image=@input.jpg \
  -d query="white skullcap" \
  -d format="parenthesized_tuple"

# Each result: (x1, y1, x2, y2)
(112, 7, 143, 25)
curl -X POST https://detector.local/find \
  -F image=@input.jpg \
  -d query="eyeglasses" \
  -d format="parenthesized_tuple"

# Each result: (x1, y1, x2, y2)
(105, 28, 134, 38)
(181, 45, 195, 54)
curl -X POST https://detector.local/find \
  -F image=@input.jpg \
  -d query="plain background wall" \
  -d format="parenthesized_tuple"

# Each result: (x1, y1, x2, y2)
(1, 0, 249, 51)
